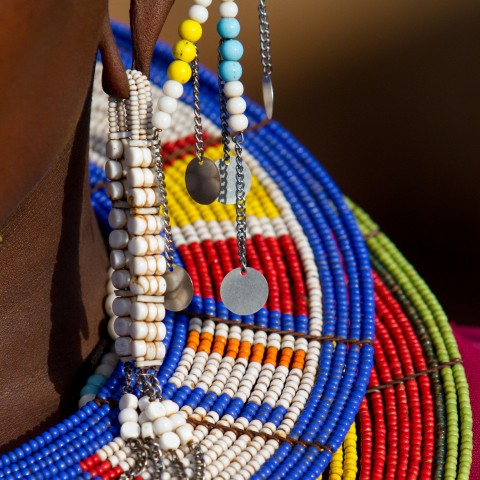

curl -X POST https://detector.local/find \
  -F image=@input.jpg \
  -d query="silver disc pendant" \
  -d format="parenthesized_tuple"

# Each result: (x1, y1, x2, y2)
(185, 156, 221, 205)
(262, 75, 274, 120)
(220, 267, 269, 316)
(215, 158, 252, 205)
(163, 265, 194, 312)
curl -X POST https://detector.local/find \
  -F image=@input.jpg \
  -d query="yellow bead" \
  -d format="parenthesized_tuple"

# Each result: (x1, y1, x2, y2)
(172, 40, 197, 63)
(178, 19, 202, 42)
(167, 60, 192, 84)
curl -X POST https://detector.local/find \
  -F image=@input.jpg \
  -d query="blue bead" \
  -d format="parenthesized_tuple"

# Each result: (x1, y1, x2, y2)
(219, 39, 243, 61)
(80, 384, 99, 396)
(219, 61, 242, 82)
(216, 18, 240, 39)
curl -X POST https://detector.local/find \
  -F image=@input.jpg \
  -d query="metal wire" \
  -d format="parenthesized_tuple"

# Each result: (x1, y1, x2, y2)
(233, 133, 248, 273)
(258, 0, 273, 77)
(192, 52, 205, 159)
(152, 131, 175, 272)
(190, 442, 206, 480)
(218, 41, 231, 164)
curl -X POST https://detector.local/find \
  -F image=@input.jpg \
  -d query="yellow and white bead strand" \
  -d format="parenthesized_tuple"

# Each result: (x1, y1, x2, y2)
(152, 0, 212, 131)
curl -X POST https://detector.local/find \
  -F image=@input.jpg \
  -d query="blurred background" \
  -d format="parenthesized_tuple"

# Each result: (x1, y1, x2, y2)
(110, 0, 480, 326)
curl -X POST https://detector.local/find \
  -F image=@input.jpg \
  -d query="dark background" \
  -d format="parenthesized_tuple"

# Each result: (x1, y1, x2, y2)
(111, 1, 480, 325)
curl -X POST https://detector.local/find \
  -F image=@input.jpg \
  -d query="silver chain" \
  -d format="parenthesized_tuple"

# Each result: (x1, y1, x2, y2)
(192, 52, 205, 158)
(135, 367, 162, 401)
(145, 438, 164, 480)
(190, 442, 205, 480)
(152, 131, 175, 272)
(258, 0, 273, 78)
(122, 361, 135, 394)
(233, 133, 247, 273)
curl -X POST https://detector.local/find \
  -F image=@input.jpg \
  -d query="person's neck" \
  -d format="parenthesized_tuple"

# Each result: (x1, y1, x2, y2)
(0, 93, 109, 451)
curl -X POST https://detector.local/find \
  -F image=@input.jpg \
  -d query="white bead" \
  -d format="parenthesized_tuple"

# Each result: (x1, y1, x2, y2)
(159, 432, 180, 451)
(155, 341, 166, 360)
(169, 413, 186, 430)
(105, 160, 123, 180)
(129, 321, 148, 340)
(146, 401, 166, 421)
(115, 337, 132, 356)
(106, 139, 124, 160)
(131, 340, 147, 357)
(104, 293, 115, 317)
(95, 363, 114, 378)
(109, 229, 129, 250)
(189, 5, 209, 23)
(128, 237, 148, 256)
(125, 146, 144, 167)
(176, 424, 194, 446)
(153, 417, 173, 435)
(162, 400, 180, 416)
(138, 411, 149, 425)
(119, 393, 138, 410)
(141, 422, 154, 439)
(109, 209, 127, 229)
(141, 147, 153, 167)
(156, 322, 167, 341)
(157, 96, 178, 115)
(110, 250, 126, 269)
(120, 422, 141, 440)
(111, 269, 130, 289)
(224, 81, 244, 98)
(130, 256, 148, 276)
(78, 393, 96, 408)
(163, 80, 183, 99)
(106, 181, 124, 200)
(153, 111, 172, 130)
(128, 188, 146, 207)
(228, 113, 248, 132)
(112, 297, 131, 316)
(195, 0, 212, 6)
(226, 97, 246, 115)
(102, 352, 118, 367)
(131, 301, 148, 321)
(114, 317, 131, 337)
(219, 2, 238, 17)
(139, 395, 151, 412)
(127, 168, 145, 188)
(128, 216, 148, 235)
(118, 407, 138, 424)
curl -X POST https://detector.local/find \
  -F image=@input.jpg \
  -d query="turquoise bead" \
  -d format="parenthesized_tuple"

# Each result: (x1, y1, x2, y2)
(219, 61, 243, 82)
(86, 374, 106, 387)
(220, 40, 243, 61)
(217, 18, 240, 39)
(80, 384, 99, 396)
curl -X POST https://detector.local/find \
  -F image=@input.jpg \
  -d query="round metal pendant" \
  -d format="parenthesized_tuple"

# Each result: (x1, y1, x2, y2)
(185, 156, 221, 205)
(215, 158, 252, 205)
(163, 265, 194, 312)
(220, 267, 269, 316)
(262, 75, 274, 120)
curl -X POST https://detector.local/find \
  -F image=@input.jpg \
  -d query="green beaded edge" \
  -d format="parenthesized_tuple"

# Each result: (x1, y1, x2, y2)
(349, 200, 473, 480)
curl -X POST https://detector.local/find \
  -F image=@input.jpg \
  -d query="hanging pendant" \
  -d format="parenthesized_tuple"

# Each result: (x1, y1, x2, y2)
(185, 156, 221, 205)
(216, 157, 252, 204)
(221, 267, 269, 315)
(163, 265, 194, 312)
(262, 74, 274, 120)
(258, 0, 274, 119)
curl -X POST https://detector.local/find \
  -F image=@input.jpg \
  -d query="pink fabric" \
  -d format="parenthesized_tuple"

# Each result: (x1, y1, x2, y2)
(452, 323, 480, 479)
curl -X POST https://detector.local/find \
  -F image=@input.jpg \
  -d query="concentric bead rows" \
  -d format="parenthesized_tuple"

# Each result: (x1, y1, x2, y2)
(105, 71, 168, 368)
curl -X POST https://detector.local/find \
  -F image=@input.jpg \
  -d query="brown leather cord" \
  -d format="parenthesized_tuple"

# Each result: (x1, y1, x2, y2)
(187, 418, 334, 454)
(99, 0, 176, 98)
(184, 312, 374, 346)
(366, 358, 463, 394)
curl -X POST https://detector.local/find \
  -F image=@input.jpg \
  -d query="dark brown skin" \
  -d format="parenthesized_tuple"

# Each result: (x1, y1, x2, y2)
(0, 0, 173, 450)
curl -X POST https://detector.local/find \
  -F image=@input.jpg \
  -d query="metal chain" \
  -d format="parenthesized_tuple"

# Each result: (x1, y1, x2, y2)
(190, 442, 205, 480)
(218, 41, 230, 164)
(145, 438, 164, 480)
(233, 133, 248, 273)
(192, 52, 205, 159)
(152, 131, 175, 272)
(122, 361, 135, 394)
(135, 367, 162, 401)
(258, 0, 273, 77)
(169, 451, 188, 480)
(118, 439, 148, 479)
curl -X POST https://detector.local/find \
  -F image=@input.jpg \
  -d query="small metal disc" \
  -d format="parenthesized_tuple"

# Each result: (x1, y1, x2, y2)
(185, 156, 221, 205)
(215, 158, 252, 205)
(220, 267, 269, 316)
(262, 75, 274, 120)
(163, 265, 194, 312)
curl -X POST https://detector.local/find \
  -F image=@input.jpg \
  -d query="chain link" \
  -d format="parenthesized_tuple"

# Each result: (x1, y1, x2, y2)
(190, 442, 205, 480)
(145, 438, 164, 479)
(122, 361, 135, 394)
(192, 52, 205, 159)
(258, 0, 273, 78)
(218, 41, 231, 165)
(233, 133, 248, 273)
(152, 131, 175, 272)
(135, 367, 162, 401)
